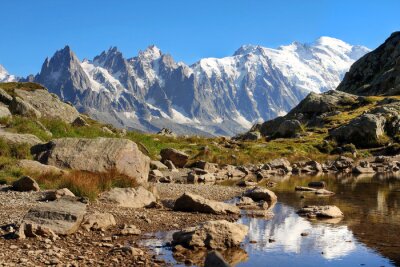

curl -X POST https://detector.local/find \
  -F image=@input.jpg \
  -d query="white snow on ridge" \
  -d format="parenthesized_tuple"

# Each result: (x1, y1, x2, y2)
(0, 65, 16, 82)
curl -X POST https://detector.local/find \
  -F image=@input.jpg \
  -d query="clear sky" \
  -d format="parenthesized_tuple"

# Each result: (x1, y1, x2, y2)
(1, 0, 399, 76)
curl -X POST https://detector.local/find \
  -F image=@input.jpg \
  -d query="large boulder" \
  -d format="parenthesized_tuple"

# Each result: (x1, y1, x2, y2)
(0, 131, 42, 146)
(22, 197, 87, 235)
(244, 187, 277, 207)
(172, 220, 248, 249)
(12, 176, 40, 192)
(276, 120, 303, 138)
(330, 113, 387, 147)
(174, 193, 240, 215)
(32, 137, 150, 184)
(160, 148, 189, 168)
(13, 88, 79, 123)
(98, 187, 156, 208)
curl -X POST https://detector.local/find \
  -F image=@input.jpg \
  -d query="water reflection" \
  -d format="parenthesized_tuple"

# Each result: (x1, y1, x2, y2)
(143, 173, 400, 266)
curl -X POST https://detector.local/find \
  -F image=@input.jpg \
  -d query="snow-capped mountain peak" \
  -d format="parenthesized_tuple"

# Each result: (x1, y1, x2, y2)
(10, 36, 370, 136)
(0, 64, 16, 82)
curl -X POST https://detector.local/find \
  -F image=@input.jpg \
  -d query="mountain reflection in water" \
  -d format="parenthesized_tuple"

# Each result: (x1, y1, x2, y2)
(142, 173, 399, 266)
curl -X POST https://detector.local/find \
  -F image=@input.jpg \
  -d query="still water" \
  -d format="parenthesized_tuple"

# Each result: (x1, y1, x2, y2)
(143, 174, 400, 266)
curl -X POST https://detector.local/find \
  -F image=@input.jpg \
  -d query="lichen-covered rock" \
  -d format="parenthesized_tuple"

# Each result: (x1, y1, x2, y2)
(32, 137, 150, 184)
(330, 113, 386, 147)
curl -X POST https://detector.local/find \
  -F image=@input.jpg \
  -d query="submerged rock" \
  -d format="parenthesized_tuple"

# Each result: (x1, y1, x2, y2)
(244, 187, 277, 206)
(297, 205, 344, 218)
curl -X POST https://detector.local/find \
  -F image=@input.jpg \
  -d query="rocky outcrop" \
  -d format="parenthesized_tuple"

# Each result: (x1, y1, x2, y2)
(173, 193, 240, 215)
(160, 148, 189, 168)
(32, 137, 150, 184)
(330, 113, 386, 147)
(22, 197, 87, 235)
(255, 90, 359, 138)
(337, 32, 400, 96)
(98, 187, 156, 208)
(172, 220, 248, 249)
(0, 131, 42, 146)
(12, 176, 40, 192)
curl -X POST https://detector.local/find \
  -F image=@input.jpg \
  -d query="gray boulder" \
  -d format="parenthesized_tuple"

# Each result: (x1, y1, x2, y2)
(99, 187, 156, 208)
(276, 120, 303, 138)
(172, 220, 248, 249)
(22, 197, 87, 235)
(174, 192, 240, 215)
(32, 137, 150, 184)
(330, 113, 386, 147)
(244, 187, 277, 207)
(150, 160, 168, 170)
(160, 148, 189, 168)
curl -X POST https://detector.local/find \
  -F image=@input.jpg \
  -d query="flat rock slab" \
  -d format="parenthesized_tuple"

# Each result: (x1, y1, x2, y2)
(22, 197, 87, 235)
(174, 192, 240, 215)
(99, 187, 156, 208)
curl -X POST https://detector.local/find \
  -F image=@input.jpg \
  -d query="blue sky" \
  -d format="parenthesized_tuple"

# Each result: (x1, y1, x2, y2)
(1, 0, 399, 76)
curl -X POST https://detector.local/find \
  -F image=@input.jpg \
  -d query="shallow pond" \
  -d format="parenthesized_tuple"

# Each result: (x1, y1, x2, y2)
(142, 173, 400, 266)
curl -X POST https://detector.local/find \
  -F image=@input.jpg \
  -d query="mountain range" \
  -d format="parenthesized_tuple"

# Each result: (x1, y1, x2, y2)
(1, 37, 370, 136)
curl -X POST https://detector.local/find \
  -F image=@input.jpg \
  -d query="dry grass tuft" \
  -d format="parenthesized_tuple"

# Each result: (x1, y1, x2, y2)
(34, 169, 137, 200)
